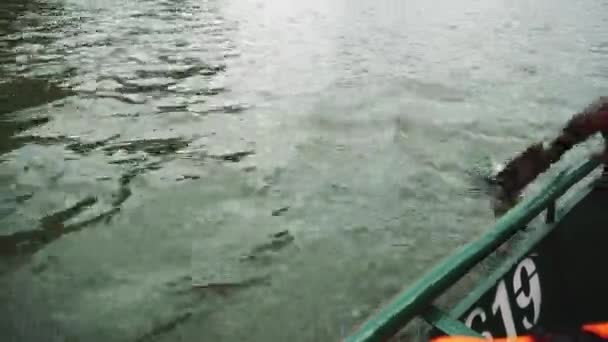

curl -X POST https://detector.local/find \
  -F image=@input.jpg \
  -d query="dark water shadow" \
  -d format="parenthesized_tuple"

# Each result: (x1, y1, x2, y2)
(0, 196, 119, 259)
(0, 0, 75, 156)
(0, 79, 73, 155)
(103, 138, 190, 156)
(0, 78, 74, 115)
(134, 312, 194, 342)
(0, 136, 193, 274)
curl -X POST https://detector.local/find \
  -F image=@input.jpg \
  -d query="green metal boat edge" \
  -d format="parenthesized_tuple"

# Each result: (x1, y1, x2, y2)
(421, 181, 595, 337)
(343, 158, 601, 342)
(447, 180, 595, 320)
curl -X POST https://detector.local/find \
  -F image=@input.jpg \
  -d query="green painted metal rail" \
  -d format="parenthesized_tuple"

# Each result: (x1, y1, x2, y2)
(344, 158, 600, 342)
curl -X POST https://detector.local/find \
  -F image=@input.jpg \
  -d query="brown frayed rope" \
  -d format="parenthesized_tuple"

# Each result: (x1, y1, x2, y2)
(491, 97, 608, 213)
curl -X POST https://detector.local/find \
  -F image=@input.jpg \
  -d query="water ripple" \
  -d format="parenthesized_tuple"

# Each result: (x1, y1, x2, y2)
(1, 0, 607, 341)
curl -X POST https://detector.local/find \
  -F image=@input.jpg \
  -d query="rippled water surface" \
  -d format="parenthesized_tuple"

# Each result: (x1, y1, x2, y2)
(1, 0, 607, 341)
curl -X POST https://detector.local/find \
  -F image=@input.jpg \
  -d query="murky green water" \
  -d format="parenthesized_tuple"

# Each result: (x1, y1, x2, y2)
(1, 0, 607, 341)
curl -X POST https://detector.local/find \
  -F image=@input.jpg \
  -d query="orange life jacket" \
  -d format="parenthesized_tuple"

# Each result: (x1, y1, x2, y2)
(431, 322, 608, 342)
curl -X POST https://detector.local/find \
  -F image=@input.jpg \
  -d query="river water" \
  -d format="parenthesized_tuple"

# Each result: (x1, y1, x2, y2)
(1, 0, 607, 341)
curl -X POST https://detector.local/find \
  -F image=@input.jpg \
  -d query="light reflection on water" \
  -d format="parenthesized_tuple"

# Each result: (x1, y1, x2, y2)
(0, 0, 607, 341)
